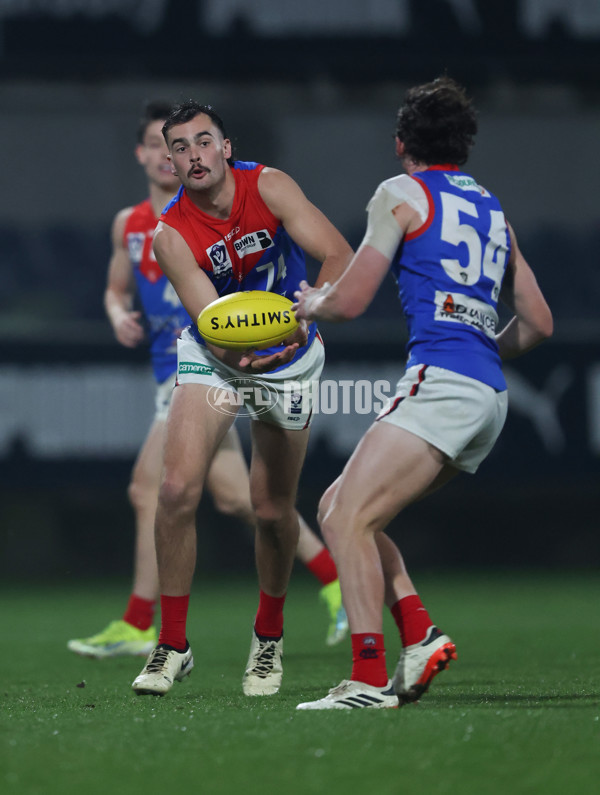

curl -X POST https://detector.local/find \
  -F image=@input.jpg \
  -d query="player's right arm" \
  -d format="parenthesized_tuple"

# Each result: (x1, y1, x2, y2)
(153, 221, 220, 321)
(495, 223, 553, 360)
(104, 208, 145, 348)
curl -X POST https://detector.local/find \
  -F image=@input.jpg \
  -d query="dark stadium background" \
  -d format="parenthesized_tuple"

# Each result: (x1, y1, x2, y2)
(1, 0, 598, 579)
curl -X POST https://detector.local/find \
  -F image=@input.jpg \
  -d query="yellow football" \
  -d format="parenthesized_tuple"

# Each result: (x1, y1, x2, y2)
(197, 291, 299, 351)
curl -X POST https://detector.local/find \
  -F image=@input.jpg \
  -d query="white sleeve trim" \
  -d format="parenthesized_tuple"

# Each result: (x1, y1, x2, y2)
(362, 175, 429, 260)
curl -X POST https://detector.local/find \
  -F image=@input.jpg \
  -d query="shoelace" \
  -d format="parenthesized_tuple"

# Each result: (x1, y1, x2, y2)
(145, 647, 172, 673)
(250, 641, 278, 678)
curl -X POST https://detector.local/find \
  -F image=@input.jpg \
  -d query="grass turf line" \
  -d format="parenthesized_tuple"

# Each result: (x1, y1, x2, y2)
(1, 572, 599, 795)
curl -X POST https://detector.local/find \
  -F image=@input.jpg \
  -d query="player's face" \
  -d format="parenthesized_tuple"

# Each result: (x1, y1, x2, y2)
(166, 113, 232, 195)
(135, 120, 180, 192)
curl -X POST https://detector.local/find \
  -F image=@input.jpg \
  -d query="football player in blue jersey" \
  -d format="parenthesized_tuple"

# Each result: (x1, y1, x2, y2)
(293, 76, 553, 710)
(67, 102, 348, 663)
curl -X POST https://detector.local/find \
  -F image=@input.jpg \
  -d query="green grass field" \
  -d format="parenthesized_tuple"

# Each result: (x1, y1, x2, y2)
(1, 571, 599, 795)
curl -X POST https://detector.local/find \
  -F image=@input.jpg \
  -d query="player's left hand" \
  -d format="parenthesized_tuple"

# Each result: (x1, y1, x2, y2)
(237, 343, 300, 373)
(232, 319, 308, 372)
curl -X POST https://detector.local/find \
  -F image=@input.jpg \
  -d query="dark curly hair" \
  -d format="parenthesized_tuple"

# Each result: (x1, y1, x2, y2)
(395, 77, 477, 165)
(162, 100, 234, 165)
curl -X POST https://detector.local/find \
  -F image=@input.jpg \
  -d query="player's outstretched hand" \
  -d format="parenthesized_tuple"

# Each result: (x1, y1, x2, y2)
(215, 319, 308, 373)
(237, 343, 300, 373)
(293, 280, 331, 321)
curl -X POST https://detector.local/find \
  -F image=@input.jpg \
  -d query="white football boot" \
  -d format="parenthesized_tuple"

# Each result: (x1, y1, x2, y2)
(242, 630, 283, 696)
(297, 679, 398, 710)
(132, 643, 194, 696)
(393, 626, 457, 705)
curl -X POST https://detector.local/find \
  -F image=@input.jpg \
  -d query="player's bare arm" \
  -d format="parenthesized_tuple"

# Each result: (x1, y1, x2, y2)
(153, 221, 299, 373)
(293, 196, 417, 323)
(104, 207, 145, 348)
(293, 245, 389, 322)
(153, 221, 220, 320)
(258, 168, 353, 287)
(496, 223, 553, 360)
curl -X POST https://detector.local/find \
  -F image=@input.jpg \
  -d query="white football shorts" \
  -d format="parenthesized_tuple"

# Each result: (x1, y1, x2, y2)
(176, 327, 325, 430)
(154, 372, 176, 422)
(377, 364, 508, 473)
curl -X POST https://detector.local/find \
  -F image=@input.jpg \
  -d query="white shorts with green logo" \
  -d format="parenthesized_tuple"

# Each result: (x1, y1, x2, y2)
(377, 364, 508, 474)
(176, 327, 325, 430)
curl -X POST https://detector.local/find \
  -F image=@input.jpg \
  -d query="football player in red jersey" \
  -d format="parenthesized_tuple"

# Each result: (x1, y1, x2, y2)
(131, 101, 354, 697)
(68, 102, 349, 663)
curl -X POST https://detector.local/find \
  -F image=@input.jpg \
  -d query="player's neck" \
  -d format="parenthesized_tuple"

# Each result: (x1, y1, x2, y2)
(404, 158, 429, 176)
(148, 182, 178, 219)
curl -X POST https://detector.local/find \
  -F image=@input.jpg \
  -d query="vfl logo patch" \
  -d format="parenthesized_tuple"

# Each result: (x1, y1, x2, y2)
(127, 233, 145, 264)
(233, 229, 273, 258)
(207, 241, 233, 278)
(435, 291, 498, 339)
(289, 392, 303, 415)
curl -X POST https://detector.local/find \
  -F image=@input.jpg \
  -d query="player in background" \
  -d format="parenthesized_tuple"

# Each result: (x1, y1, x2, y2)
(131, 101, 354, 697)
(293, 77, 553, 709)
(67, 102, 348, 661)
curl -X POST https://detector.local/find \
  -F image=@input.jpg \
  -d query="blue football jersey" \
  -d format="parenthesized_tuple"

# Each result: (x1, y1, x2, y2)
(124, 199, 191, 383)
(388, 167, 511, 390)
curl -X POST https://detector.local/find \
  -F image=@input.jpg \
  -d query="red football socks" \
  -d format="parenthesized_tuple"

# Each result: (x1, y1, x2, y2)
(391, 594, 433, 647)
(254, 590, 286, 638)
(305, 548, 338, 586)
(350, 633, 388, 687)
(158, 594, 190, 650)
(123, 594, 156, 631)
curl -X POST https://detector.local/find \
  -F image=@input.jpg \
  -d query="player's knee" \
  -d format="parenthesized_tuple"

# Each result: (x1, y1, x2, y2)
(158, 474, 201, 518)
(212, 492, 253, 524)
(318, 494, 347, 549)
(317, 486, 335, 527)
(319, 511, 340, 549)
(127, 478, 156, 513)
(253, 500, 294, 535)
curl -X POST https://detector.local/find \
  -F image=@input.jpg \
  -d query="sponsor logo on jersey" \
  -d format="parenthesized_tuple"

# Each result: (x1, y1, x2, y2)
(435, 291, 498, 338)
(127, 232, 145, 264)
(207, 241, 233, 278)
(444, 173, 490, 197)
(178, 362, 214, 376)
(224, 226, 241, 241)
(233, 229, 273, 257)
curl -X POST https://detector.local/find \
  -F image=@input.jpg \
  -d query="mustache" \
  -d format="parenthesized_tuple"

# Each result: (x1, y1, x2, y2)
(188, 165, 210, 177)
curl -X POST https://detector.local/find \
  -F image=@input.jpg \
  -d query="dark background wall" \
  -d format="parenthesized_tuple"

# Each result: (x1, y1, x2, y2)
(1, 0, 598, 578)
